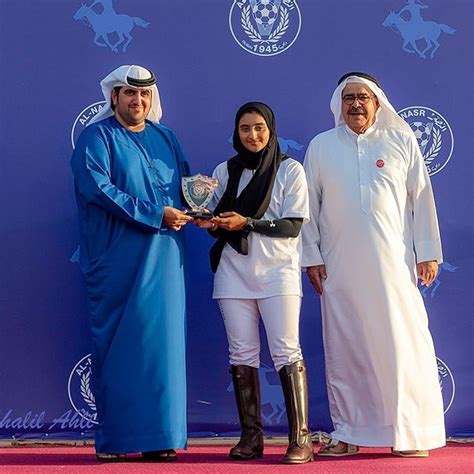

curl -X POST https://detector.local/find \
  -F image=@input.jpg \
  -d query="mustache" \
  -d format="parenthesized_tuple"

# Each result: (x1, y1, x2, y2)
(349, 107, 366, 114)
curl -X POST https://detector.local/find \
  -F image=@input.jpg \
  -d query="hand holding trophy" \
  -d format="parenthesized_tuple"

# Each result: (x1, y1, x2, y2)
(181, 174, 218, 219)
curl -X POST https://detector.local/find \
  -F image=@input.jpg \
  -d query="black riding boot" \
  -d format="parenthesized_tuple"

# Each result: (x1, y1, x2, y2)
(279, 360, 314, 464)
(229, 365, 264, 460)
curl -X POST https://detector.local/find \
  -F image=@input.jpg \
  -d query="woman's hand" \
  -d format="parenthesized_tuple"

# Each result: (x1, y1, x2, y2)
(212, 211, 247, 231)
(194, 218, 217, 230)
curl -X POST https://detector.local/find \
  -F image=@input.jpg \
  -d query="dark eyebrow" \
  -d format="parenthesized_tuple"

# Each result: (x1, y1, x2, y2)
(240, 122, 266, 127)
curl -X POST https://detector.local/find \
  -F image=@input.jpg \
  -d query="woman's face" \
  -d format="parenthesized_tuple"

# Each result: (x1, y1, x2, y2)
(238, 112, 270, 153)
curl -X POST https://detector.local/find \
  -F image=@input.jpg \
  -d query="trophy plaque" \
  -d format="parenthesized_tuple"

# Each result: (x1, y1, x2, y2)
(181, 174, 218, 219)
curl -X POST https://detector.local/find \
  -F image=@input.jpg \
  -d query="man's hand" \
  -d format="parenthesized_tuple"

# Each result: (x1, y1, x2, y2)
(163, 207, 193, 231)
(417, 260, 438, 287)
(306, 265, 327, 295)
(212, 211, 247, 231)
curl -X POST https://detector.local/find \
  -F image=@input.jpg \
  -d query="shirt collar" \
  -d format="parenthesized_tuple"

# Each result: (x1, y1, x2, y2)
(344, 118, 378, 139)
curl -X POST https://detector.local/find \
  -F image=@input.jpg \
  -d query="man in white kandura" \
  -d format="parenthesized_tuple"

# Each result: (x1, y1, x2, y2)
(302, 72, 445, 458)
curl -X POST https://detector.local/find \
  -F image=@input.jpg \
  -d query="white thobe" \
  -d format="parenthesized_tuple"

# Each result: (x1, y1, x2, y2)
(302, 122, 445, 450)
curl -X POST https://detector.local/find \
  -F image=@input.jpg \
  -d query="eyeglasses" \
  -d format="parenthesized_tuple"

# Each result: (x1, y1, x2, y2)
(342, 94, 375, 105)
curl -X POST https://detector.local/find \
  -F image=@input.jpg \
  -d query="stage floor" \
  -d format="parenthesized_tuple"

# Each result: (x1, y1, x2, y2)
(0, 441, 472, 473)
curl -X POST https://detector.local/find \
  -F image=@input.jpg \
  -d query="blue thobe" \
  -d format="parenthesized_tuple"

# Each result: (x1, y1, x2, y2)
(71, 116, 188, 453)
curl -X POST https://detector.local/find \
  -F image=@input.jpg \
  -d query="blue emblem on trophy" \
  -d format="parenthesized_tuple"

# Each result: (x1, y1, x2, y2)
(182, 174, 218, 218)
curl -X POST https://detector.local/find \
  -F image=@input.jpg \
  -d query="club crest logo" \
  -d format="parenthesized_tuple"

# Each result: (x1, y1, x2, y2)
(73, 0, 150, 53)
(71, 101, 106, 149)
(229, 0, 301, 57)
(68, 354, 98, 425)
(398, 106, 454, 176)
(383, 1, 455, 59)
(437, 357, 455, 413)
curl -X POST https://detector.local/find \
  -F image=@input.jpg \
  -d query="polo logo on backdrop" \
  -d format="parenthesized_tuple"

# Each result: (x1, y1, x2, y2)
(437, 358, 455, 414)
(229, 0, 301, 57)
(421, 262, 458, 298)
(398, 106, 454, 176)
(383, 1, 456, 59)
(71, 101, 106, 148)
(278, 136, 304, 153)
(73, 0, 149, 53)
(68, 354, 98, 425)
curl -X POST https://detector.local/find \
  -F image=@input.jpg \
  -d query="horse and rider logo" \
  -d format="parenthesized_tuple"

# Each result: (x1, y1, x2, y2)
(398, 106, 454, 176)
(229, 0, 301, 57)
(383, 0, 455, 59)
(73, 0, 149, 53)
(421, 262, 458, 298)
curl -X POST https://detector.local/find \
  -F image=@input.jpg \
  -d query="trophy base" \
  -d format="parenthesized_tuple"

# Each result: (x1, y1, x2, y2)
(185, 210, 214, 219)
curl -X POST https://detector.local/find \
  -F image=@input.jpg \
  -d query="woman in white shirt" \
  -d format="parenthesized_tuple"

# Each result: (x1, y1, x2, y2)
(197, 102, 312, 464)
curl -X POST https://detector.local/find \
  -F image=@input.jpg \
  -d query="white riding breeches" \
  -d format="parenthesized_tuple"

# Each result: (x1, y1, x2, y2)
(218, 296, 303, 372)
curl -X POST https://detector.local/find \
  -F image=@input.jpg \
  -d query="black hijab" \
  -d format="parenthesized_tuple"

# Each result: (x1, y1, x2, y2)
(209, 102, 286, 272)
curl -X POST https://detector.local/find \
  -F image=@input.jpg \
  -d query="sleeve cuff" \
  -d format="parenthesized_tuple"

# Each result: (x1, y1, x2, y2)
(301, 244, 325, 267)
(415, 240, 443, 264)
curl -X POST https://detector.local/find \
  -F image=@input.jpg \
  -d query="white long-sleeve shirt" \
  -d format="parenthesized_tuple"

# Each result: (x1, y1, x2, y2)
(210, 158, 309, 299)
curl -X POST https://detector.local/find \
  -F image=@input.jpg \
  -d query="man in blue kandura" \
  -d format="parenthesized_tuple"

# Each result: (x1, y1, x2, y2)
(71, 65, 193, 462)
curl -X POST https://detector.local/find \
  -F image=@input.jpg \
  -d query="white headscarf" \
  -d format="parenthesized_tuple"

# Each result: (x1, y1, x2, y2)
(88, 65, 162, 126)
(330, 75, 413, 135)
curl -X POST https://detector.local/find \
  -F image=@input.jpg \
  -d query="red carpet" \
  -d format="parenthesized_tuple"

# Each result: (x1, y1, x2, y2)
(0, 442, 472, 473)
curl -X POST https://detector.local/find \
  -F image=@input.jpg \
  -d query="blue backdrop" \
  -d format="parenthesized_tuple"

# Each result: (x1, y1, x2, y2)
(1, 0, 472, 441)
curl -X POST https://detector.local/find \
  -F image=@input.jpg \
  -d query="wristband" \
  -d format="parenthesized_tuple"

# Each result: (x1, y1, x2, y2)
(244, 217, 255, 231)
